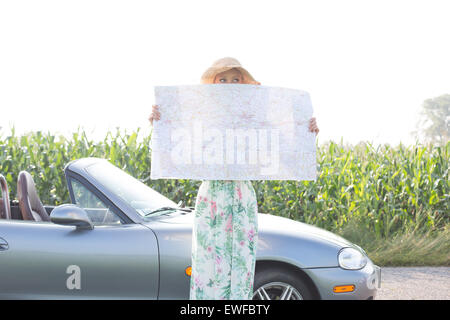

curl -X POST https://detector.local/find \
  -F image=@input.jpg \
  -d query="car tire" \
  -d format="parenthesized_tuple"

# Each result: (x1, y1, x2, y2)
(252, 265, 314, 300)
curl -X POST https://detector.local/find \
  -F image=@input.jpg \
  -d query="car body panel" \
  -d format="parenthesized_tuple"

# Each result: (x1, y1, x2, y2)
(303, 261, 380, 300)
(0, 219, 159, 299)
(143, 210, 360, 299)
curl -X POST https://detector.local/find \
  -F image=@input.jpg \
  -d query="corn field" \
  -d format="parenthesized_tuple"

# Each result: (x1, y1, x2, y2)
(0, 128, 448, 248)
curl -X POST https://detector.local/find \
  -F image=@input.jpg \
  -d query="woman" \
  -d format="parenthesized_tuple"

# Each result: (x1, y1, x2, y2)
(149, 57, 319, 300)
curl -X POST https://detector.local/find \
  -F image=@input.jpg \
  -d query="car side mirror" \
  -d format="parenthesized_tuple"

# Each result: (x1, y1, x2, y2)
(50, 204, 94, 230)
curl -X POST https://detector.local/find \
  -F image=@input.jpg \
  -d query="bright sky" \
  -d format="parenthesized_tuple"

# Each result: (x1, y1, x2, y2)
(1, 0, 449, 146)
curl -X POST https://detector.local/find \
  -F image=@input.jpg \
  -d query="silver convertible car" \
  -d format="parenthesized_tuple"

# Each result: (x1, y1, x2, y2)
(0, 157, 381, 299)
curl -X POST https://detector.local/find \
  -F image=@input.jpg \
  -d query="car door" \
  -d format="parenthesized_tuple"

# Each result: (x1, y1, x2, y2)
(0, 179, 159, 299)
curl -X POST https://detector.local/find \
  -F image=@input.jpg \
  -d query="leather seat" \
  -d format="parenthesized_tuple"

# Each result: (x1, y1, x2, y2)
(17, 171, 50, 221)
(0, 174, 11, 220)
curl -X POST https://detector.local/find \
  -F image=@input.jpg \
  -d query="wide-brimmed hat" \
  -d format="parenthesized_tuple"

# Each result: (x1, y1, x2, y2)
(200, 57, 258, 84)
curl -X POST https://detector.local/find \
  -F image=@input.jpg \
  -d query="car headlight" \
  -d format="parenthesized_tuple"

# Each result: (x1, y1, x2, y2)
(338, 247, 367, 270)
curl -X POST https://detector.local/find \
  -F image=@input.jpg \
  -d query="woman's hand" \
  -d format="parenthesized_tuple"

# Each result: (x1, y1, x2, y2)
(309, 117, 319, 135)
(148, 104, 161, 126)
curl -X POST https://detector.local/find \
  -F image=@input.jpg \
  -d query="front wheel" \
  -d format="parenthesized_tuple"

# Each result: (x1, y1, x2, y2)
(252, 267, 314, 300)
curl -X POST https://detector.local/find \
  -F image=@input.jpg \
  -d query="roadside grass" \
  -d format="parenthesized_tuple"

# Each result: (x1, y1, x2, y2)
(337, 212, 450, 266)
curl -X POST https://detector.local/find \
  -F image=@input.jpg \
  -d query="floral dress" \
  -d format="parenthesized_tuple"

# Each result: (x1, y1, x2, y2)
(189, 180, 258, 300)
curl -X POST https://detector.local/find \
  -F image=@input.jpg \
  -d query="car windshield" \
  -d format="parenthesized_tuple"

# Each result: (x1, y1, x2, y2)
(85, 161, 179, 216)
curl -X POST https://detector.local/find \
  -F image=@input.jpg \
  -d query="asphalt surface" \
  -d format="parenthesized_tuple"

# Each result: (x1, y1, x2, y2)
(375, 267, 450, 300)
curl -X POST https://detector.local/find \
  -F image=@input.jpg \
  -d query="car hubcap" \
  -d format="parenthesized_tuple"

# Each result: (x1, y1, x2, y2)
(253, 281, 303, 300)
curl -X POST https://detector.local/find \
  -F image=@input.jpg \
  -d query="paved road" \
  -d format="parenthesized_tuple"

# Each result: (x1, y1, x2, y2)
(375, 267, 450, 300)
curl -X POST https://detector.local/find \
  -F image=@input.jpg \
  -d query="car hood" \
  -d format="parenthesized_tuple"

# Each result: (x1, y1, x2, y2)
(145, 210, 354, 248)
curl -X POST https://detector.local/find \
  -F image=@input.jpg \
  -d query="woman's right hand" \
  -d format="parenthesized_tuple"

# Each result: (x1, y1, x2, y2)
(148, 104, 161, 126)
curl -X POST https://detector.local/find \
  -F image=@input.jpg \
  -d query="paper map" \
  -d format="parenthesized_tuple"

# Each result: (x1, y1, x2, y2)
(150, 84, 316, 180)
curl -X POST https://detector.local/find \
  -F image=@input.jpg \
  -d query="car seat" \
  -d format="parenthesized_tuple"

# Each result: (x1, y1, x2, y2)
(0, 174, 11, 219)
(17, 171, 50, 221)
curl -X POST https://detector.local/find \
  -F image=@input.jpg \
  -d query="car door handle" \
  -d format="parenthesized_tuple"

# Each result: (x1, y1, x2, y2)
(0, 237, 9, 251)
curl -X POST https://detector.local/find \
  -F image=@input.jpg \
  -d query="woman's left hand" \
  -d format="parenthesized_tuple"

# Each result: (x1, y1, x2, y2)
(309, 117, 319, 135)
